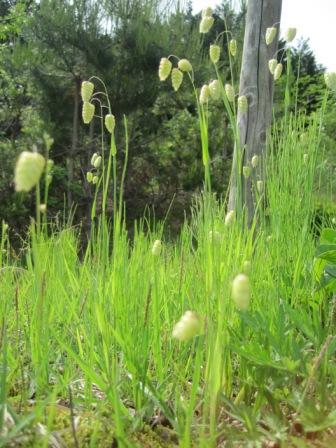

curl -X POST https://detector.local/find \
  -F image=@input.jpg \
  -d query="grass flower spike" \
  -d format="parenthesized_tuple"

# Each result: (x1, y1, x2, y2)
(209, 80, 221, 100)
(105, 114, 115, 133)
(210, 44, 221, 63)
(171, 68, 183, 91)
(285, 27, 297, 43)
(274, 63, 283, 81)
(178, 59, 192, 72)
(14, 151, 45, 192)
(158, 57, 172, 81)
(81, 81, 94, 102)
(229, 39, 237, 56)
(232, 274, 251, 310)
(152, 239, 162, 256)
(82, 102, 95, 124)
(257, 180, 264, 193)
(199, 16, 214, 34)
(225, 83, 235, 102)
(265, 27, 277, 45)
(91, 153, 99, 166)
(172, 311, 202, 341)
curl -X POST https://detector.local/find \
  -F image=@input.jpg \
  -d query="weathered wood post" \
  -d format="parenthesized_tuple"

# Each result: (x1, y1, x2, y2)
(228, 0, 282, 224)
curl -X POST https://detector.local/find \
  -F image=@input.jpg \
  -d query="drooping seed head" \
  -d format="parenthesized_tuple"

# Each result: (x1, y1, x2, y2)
(86, 172, 93, 183)
(274, 63, 283, 81)
(92, 175, 99, 184)
(158, 57, 172, 81)
(243, 166, 251, 179)
(251, 155, 259, 168)
(325, 72, 336, 91)
(105, 114, 115, 134)
(209, 44, 221, 63)
(46, 174, 52, 186)
(82, 102, 95, 124)
(232, 274, 251, 311)
(93, 155, 102, 169)
(265, 27, 277, 45)
(209, 80, 221, 100)
(257, 180, 264, 193)
(171, 68, 183, 92)
(172, 311, 202, 341)
(225, 83, 235, 102)
(39, 204, 47, 213)
(268, 59, 278, 75)
(178, 59, 193, 72)
(285, 27, 297, 43)
(225, 210, 235, 226)
(152, 239, 162, 256)
(14, 151, 46, 192)
(199, 84, 210, 104)
(238, 95, 248, 113)
(81, 81, 94, 102)
(47, 159, 54, 173)
(91, 153, 99, 166)
(199, 16, 214, 34)
(229, 39, 237, 57)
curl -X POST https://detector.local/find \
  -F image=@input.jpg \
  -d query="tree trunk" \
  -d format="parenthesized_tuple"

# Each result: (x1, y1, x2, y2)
(228, 0, 282, 224)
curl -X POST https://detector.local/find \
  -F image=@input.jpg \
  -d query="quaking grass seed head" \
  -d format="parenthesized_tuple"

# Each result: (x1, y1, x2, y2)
(225, 210, 235, 226)
(209, 80, 221, 100)
(268, 59, 278, 75)
(209, 44, 221, 64)
(285, 27, 297, 43)
(81, 81, 94, 102)
(92, 175, 98, 184)
(199, 16, 214, 34)
(243, 166, 251, 179)
(152, 239, 162, 256)
(238, 95, 248, 113)
(225, 83, 235, 102)
(229, 39, 237, 57)
(171, 68, 183, 91)
(105, 114, 115, 134)
(251, 155, 259, 168)
(91, 153, 99, 166)
(265, 27, 277, 45)
(274, 63, 283, 81)
(82, 102, 95, 124)
(257, 180, 264, 193)
(158, 57, 172, 81)
(178, 59, 192, 72)
(199, 84, 210, 104)
(14, 151, 46, 192)
(232, 274, 251, 311)
(86, 172, 93, 183)
(93, 156, 102, 169)
(172, 311, 202, 342)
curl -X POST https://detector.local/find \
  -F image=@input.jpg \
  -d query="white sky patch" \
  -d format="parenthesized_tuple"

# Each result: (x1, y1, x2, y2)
(191, 0, 336, 71)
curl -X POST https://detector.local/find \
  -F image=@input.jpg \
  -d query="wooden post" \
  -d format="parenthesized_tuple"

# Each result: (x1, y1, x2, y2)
(228, 0, 282, 224)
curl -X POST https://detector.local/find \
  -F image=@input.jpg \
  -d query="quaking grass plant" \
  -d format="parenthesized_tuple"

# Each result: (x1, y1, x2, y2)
(1, 6, 336, 447)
